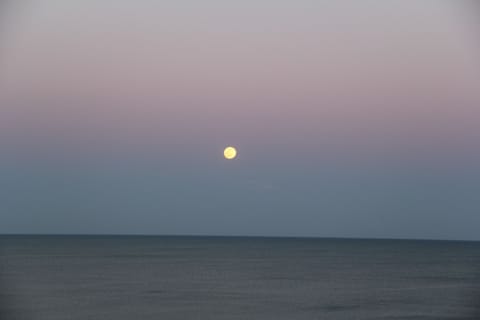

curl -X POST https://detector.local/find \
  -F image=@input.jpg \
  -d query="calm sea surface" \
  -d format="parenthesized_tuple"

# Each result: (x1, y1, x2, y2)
(1, 236, 480, 319)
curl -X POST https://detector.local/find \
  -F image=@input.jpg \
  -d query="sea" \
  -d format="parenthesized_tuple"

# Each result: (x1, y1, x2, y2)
(1, 235, 479, 320)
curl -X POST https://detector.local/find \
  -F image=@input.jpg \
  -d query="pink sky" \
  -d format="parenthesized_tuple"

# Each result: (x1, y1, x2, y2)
(1, 1, 479, 164)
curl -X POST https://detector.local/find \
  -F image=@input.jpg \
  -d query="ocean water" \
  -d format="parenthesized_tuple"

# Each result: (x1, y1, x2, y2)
(1, 236, 480, 320)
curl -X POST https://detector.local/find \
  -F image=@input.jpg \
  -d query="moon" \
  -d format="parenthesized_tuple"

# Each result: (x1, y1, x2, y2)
(223, 146, 237, 160)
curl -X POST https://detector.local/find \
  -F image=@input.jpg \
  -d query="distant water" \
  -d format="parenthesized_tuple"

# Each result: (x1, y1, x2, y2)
(1, 236, 480, 320)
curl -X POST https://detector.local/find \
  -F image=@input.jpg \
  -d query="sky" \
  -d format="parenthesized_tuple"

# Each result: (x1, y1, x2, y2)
(0, 1, 480, 240)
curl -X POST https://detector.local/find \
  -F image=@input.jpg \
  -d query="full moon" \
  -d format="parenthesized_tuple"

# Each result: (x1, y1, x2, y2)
(223, 146, 237, 160)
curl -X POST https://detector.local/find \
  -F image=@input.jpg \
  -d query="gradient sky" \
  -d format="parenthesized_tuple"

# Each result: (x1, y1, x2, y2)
(1, 1, 480, 240)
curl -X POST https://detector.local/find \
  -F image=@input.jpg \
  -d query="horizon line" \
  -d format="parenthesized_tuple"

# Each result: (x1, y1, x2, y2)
(0, 233, 478, 243)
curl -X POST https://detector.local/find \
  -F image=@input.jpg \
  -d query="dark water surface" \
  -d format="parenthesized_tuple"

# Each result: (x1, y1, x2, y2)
(1, 236, 480, 319)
